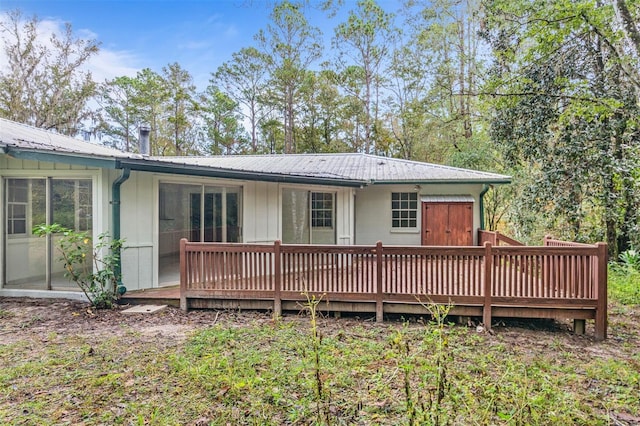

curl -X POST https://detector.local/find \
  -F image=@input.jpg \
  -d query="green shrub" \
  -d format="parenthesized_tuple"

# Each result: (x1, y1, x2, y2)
(33, 224, 124, 308)
(609, 249, 640, 305)
(619, 249, 640, 272)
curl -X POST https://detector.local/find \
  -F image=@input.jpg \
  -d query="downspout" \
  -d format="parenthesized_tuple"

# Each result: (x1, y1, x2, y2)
(112, 125, 149, 295)
(479, 184, 491, 231)
(112, 167, 130, 295)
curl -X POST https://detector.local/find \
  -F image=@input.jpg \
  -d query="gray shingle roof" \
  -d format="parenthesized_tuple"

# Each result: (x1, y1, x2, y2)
(1, 118, 510, 185)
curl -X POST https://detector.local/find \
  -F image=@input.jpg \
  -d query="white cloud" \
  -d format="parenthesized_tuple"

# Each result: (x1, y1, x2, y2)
(86, 49, 140, 82)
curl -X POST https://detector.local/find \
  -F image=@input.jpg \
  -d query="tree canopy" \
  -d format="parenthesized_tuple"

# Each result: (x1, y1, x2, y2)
(1, 0, 638, 251)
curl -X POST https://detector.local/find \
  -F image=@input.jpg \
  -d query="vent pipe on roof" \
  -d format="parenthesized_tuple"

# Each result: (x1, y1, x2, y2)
(139, 125, 151, 156)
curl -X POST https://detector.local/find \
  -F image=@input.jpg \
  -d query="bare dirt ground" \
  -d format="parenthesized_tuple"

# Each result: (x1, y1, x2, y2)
(1, 296, 638, 359)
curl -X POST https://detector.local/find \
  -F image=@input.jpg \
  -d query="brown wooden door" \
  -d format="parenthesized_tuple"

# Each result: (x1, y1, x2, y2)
(422, 202, 473, 245)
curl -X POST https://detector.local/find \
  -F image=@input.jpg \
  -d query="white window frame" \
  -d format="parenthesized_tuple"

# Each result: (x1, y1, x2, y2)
(391, 192, 418, 229)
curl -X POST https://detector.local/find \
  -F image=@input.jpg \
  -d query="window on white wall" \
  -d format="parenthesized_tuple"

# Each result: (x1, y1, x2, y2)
(311, 192, 333, 228)
(391, 192, 418, 228)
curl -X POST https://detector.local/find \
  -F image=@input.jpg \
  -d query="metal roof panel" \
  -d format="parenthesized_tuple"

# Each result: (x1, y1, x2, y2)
(1, 118, 511, 185)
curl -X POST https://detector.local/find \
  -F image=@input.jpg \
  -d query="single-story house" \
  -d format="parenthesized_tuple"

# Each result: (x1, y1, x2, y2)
(0, 118, 510, 298)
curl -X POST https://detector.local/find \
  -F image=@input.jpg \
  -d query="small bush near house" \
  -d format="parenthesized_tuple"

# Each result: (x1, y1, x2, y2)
(33, 224, 124, 308)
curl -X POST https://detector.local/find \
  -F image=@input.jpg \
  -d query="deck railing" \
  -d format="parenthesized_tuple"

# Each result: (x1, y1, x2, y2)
(180, 238, 608, 340)
(478, 229, 525, 246)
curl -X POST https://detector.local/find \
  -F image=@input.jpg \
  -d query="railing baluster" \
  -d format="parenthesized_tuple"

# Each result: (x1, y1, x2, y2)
(178, 239, 607, 339)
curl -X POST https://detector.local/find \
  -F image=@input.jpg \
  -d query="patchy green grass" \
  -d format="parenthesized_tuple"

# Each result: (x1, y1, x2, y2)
(609, 263, 640, 305)
(1, 304, 638, 425)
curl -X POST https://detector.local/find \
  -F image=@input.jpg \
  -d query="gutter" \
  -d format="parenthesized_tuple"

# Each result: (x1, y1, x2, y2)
(2, 147, 118, 169)
(479, 184, 491, 230)
(117, 158, 367, 188)
(371, 178, 512, 185)
(112, 168, 130, 295)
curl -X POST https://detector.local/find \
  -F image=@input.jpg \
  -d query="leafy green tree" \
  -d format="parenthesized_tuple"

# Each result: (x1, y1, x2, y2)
(332, 0, 397, 154)
(133, 68, 169, 155)
(98, 76, 142, 151)
(162, 62, 200, 155)
(385, 39, 431, 160)
(256, 0, 323, 153)
(99, 68, 170, 154)
(0, 10, 99, 135)
(296, 70, 350, 153)
(260, 117, 285, 154)
(213, 47, 271, 153)
(34, 224, 125, 309)
(482, 0, 640, 254)
(388, 0, 488, 163)
(200, 84, 248, 155)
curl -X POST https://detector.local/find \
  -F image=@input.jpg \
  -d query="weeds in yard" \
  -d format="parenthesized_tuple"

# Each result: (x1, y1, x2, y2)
(389, 324, 417, 425)
(299, 291, 331, 425)
(390, 301, 454, 425)
(2, 302, 639, 425)
(421, 302, 452, 426)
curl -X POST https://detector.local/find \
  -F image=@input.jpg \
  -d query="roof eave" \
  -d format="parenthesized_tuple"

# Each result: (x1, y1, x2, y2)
(2, 146, 118, 169)
(370, 178, 512, 185)
(118, 159, 367, 187)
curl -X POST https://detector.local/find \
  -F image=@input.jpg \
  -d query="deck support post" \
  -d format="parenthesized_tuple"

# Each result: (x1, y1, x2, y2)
(375, 241, 384, 322)
(273, 240, 282, 319)
(483, 242, 493, 330)
(179, 238, 188, 312)
(574, 319, 586, 335)
(594, 242, 608, 341)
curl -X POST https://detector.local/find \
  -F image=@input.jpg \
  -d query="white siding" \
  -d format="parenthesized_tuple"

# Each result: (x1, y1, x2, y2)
(354, 183, 484, 245)
(119, 171, 155, 291)
(243, 181, 280, 243)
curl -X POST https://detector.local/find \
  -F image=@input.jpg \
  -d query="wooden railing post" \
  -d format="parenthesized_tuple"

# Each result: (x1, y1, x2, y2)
(273, 240, 282, 318)
(595, 242, 608, 341)
(376, 241, 384, 322)
(180, 238, 188, 312)
(483, 242, 493, 330)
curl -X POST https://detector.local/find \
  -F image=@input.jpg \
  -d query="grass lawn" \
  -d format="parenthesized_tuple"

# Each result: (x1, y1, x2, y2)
(1, 270, 638, 425)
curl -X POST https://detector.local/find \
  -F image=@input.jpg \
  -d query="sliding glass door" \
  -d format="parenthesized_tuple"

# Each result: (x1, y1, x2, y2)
(3, 178, 93, 290)
(158, 182, 242, 285)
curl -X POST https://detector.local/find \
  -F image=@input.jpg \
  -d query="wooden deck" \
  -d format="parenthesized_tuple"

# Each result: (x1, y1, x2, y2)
(120, 285, 180, 307)
(178, 235, 608, 340)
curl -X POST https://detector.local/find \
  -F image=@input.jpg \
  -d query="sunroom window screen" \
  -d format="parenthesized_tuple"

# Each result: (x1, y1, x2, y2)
(391, 192, 417, 228)
(4, 178, 92, 290)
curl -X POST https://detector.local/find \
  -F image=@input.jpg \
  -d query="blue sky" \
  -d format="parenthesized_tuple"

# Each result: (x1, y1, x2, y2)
(0, 0, 388, 91)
